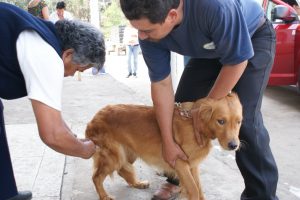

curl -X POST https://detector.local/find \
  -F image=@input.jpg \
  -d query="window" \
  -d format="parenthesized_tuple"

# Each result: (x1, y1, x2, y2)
(266, 1, 277, 21)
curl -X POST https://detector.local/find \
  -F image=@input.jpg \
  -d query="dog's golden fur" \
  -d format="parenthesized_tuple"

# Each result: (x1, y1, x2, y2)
(85, 93, 243, 200)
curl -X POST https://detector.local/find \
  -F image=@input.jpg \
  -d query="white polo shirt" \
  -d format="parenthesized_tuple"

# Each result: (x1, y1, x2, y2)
(16, 30, 64, 111)
(49, 11, 73, 24)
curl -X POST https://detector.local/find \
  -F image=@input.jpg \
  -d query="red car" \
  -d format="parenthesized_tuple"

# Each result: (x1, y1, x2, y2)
(261, 0, 300, 90)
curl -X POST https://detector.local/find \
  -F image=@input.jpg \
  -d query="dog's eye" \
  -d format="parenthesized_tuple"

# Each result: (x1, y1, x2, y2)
(237, 120, 241, 125)
(217, 119, 225, 125)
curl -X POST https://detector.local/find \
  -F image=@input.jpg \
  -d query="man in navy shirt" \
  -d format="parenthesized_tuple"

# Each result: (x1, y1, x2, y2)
(120, 0, 278, 199)
(0, 3, 105, 200)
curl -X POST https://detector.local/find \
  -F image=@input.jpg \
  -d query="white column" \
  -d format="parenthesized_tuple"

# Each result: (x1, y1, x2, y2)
(89, 0, 100, 29)
(170, 52, 184, 92)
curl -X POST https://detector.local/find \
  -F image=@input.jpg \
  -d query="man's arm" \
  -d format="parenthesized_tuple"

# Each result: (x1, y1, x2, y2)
(208, 60, 248, 99)
(31, 99, 95, 159)
(151, 75, 187, 167)
(41, 6, 49, 20)
(193, 60, 247, 145)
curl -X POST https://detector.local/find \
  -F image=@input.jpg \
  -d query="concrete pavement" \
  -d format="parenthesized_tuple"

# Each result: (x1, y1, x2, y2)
(4, 68, 143, 200)
(3, 54, 300, 200)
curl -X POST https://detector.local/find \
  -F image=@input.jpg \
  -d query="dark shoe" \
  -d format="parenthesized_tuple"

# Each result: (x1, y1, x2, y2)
(133, 73, 137, 78)
(152, 183, 180, 200)
(8, 191, 32, 200)
(126, 73, 132, 78)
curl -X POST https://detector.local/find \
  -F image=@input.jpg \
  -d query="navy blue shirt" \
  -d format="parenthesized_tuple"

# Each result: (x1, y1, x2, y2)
(140, 0, 264, 82)
(0, 2, 62, 100)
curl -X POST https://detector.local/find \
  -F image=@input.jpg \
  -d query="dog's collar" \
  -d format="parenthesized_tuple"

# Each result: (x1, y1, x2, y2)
(175, 102, 193, 118)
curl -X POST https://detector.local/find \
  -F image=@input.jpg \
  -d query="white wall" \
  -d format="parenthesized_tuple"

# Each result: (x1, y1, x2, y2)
(170, 52, 184, 91)
(89, 0, 100, 29)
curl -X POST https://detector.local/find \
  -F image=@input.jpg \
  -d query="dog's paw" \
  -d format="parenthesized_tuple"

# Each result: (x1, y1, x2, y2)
(101, 195, 114, 200)
(131, 180, 150, 189)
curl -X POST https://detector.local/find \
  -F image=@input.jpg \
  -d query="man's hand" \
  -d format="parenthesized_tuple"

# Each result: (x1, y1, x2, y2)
(151, 76, 187, 167)
(79, 138, 97, 159)
(162, 141, 188, 168)
(31, 99, 99, 159)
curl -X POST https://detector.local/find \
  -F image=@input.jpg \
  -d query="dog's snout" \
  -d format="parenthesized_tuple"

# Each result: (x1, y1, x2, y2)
(228, 141, 238, 150)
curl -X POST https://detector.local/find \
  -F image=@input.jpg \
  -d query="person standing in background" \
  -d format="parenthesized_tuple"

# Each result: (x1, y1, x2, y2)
(124, 25, 140, 78)
(92, 64, 107, 75)
(49, 1, 73, 24)
(27, 0, 49, 20)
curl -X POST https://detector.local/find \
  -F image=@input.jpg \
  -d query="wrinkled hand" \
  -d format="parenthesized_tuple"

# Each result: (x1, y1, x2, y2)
(79, 138, 98, 159)
(191, 110, 205, 146)
(162, 141, 188, 168)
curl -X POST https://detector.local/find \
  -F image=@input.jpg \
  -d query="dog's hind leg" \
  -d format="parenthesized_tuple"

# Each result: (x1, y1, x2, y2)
(93, 171, 113, 200)
(191, 167, 205, 200)
(92, 151, 117, 200)
(175, 160, 200, 200)
(92, 170, 114, 200)
(118, 162, 150, 189)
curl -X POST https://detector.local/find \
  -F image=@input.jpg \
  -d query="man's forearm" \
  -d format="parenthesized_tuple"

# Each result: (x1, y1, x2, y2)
(40, 123, 92, 159)
(208, 60, 247, 99)
(151, 75, 175, 144)
(31, 99, 94, 159)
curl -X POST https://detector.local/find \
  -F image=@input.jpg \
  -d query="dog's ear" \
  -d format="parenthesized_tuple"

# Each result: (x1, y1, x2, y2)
(198, 100, 214, 123)
(191, 108, 203, 145)
(192, 98, 216, 142)
(201, 99, 217, 139)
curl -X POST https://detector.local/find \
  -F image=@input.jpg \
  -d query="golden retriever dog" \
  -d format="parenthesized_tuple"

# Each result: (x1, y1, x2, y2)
(85, 93, 243, 200)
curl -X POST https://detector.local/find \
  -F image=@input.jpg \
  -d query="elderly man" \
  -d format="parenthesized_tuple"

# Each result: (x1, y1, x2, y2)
(0, 3, 105, 200)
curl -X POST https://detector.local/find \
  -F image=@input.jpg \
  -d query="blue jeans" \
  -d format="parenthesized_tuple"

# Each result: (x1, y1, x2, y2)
(0, 99, 18, 199)
(175, 19, 278, 200)
(127, 45, 139, 74)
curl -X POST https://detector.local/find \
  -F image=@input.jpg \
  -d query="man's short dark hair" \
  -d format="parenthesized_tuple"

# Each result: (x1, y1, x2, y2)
(120, 0, 180, 24)
(56, 1, 66, 9)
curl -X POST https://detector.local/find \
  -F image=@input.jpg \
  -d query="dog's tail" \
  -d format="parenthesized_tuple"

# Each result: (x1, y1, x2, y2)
(85, 120, 105, 145)
(85, 119, 131, 176)
(85, 119, 120, 152)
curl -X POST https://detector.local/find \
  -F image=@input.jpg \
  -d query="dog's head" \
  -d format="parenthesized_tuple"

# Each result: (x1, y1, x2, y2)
(193, 93, 243, 151)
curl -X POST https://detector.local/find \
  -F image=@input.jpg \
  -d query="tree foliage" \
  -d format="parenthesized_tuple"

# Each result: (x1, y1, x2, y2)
(1, 0, 128, 40)
(100, 0, 128, 39)
(0, 0, 90, 21)
(1, 0, 35, 9)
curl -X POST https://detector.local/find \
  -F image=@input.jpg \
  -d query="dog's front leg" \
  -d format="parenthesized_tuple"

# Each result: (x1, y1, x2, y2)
(175, 160, 200, 200)
(191, 167, 205, 200)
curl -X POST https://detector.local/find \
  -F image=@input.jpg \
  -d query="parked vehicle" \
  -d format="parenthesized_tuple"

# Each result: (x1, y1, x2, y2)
(260, 0, 300, 90)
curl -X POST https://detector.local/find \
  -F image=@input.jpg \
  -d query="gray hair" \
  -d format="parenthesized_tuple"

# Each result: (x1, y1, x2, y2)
(55, 20, 106, 69)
